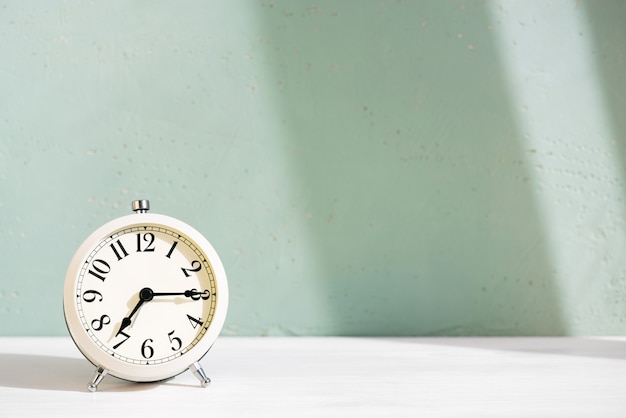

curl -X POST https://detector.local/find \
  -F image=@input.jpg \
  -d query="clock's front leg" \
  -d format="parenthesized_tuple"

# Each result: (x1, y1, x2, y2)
(87, 366, 109, 392)
(189, 361, 211, 388)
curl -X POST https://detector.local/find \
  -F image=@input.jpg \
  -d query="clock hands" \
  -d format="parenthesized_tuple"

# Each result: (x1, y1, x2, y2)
(115, 287, 153, 336)
(115, 287, 210, 336)
(152, 289, 211, 300)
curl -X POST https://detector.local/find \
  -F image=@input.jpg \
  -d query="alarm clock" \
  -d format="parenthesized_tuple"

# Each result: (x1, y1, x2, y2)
(63, 200, 228, 391)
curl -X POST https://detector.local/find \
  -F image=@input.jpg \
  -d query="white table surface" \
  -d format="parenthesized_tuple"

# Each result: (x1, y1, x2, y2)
(0, 337, 625, 417)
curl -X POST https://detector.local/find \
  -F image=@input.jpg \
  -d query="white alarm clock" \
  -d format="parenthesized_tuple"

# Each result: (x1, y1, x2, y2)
(63, 200, 228, 391)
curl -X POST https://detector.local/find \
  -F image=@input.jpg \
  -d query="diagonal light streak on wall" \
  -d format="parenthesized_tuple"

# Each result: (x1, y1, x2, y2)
(487, 1, 626, 333)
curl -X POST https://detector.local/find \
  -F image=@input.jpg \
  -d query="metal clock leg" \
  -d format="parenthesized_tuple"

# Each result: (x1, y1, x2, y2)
(87, 366, 109, 392)
(189, 361, 211, 387)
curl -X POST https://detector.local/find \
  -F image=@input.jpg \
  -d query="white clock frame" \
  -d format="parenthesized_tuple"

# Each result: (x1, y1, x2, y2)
(63, 202, 228, 391)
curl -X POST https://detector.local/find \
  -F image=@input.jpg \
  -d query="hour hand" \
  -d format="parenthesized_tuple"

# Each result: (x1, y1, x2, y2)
(115, 288, 154, 336)
(116, 316, 133, 336)
(116, 306, 139, 336)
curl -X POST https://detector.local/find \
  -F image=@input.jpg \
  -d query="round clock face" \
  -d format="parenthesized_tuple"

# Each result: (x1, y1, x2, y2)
(64, 213, 228, 382)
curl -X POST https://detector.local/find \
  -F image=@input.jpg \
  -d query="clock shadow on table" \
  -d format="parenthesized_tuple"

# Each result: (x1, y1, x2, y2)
(0, 353, 164, 392)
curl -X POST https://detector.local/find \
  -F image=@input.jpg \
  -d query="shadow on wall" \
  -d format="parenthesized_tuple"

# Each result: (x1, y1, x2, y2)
(583, 1, 626, 196)
(256, 1, 564, 335)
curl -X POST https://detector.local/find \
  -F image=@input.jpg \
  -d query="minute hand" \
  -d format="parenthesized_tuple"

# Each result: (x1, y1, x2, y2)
(151, 290, 210, 299)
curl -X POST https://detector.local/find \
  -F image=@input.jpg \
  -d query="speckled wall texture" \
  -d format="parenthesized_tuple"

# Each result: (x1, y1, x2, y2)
(1, 1, 625, 336)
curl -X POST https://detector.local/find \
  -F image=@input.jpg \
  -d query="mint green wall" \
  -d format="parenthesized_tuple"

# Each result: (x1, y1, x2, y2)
(1, 1, 625, 336)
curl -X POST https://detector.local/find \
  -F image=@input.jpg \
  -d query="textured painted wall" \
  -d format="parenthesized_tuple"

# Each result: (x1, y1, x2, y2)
(1, 1, 625, 336)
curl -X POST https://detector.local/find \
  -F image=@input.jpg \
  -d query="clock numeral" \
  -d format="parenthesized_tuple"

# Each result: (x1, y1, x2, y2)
(136, 233, 156, 253)
(91, 314, 110, 331)
(187, 314, 204, 329)
(181, 260, 202, 277)
(110, 239, 129, 261)
(141, 338, 154, 359)
(81, 290, 103, 303)
(113, 331, 131, 349)
(168, 330, 182, 351)
(88, 259, 110, 282)
(165, 241, 178, 259)
(190, 289, 211, 301)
